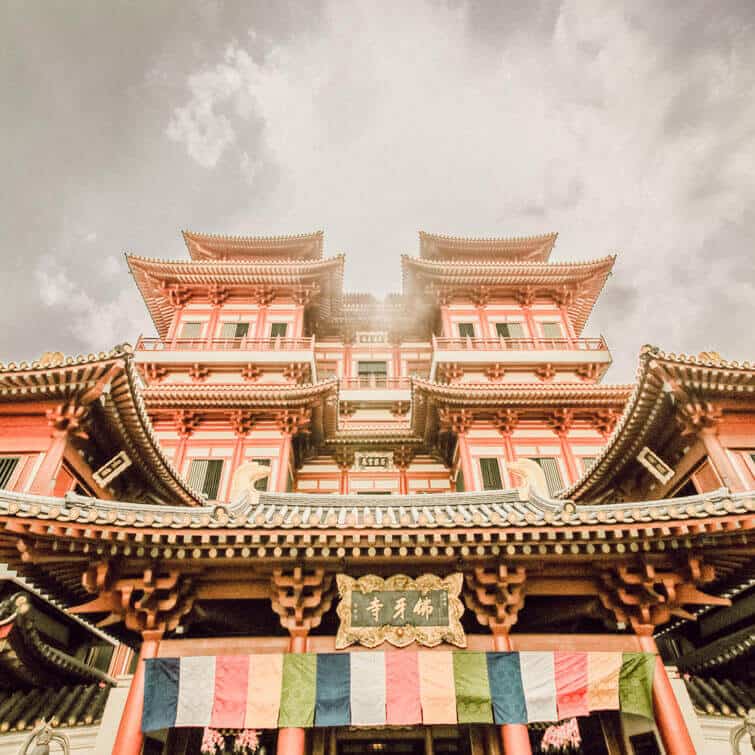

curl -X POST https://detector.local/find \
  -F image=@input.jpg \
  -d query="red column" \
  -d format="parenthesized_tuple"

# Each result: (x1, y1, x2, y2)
(522, 306, 536, 339)
(206, 307, 221, 347)
(254, 306, 268, 338)
(637, 635, 697, 755)
(277, 633, 308, 755)
(30, 433, 68, 495)
(493, 632, 532, 755)
(338, 465, 349, 494)
(700, 428, 745, 492)
(276, 434, 293, 492)
(557, 432, 579, 485)
(457, 433, 477, 491)
(440, 305, 452, 336)
(398, 466, 408, 495)
(111, 629, 163, 755)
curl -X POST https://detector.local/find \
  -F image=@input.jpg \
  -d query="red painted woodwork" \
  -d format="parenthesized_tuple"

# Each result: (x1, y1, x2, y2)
(493, 632, 533, 755)
(276, 633, 308, 755)
(637, 635, 697, 755)
(112, 630, 163, 755)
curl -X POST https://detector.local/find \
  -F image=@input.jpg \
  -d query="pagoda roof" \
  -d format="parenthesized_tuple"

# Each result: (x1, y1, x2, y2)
(401, 255, 616, 336)
(561, 347, 755, 503)
(0, 565, 116, 690)
(182, 230, 324, 261)
(127, 254, 344, 338)
(0, 486, 751, 551)
(419, 231, 558, 262)
(685, 673, 754, 718)
(410, 379, 631, 450)
(0, 348, 204, 506)
(142, 380, 339, 442)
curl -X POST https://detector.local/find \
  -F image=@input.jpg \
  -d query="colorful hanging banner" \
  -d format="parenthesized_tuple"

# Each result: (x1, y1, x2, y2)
(142, 650, 656, 733)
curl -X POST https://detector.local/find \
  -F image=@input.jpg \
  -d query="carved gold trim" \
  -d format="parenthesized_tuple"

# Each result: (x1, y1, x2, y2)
(335, 573, 466, 649)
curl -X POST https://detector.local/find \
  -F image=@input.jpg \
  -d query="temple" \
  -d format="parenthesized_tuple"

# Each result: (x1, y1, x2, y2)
(0, 229, 752, 755)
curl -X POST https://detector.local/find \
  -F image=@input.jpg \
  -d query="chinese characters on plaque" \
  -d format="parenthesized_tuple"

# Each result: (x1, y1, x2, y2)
(335, 573, 466, 649)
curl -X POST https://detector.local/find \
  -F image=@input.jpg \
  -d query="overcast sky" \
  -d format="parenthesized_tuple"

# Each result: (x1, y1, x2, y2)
(1, 0, 753, 381)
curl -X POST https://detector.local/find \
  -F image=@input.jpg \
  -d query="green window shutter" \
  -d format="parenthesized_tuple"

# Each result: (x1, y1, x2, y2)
(179, 321, 202, 338)
(0, 457, 20, 489)
(479, 458, 502, 490)
(186, 459, 223, 499)
(496, 323, 511, 338)
(357, 361, 388, 376)
(235, 322, 250, 337)
(533, 457, 564, 495)
(252, 459, 271, 491)
(186, 459, 208, 491)
(458, 323, 475, 338)
(541, 322, 563, 338)
(219, 322, 237, 338)
(456, 470, 465, 492)
(202, 460, 223, 500)
(581, 457, 597, 473)
(270, 323, 288, 337)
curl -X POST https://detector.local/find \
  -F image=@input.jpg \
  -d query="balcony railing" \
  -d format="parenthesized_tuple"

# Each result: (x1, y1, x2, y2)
(135, 336, 315, 352)
(432, 336, 608, 352)
(340, 376, 412, 390)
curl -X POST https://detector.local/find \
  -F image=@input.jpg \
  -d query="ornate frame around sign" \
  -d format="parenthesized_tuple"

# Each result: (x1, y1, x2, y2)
(335, 573, 466, 649)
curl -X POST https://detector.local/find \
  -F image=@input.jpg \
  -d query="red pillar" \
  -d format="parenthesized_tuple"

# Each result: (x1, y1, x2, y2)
(493, 632, 532, 755)
(276, 434, 293, 492)
(457, 433, 477, 491)
(277, 633, 308, 755)
(398, 466, 408, 495)
(112, 630, 163, 755)
(700, 428, 745, 492)
(637, 635, 697, 755)
(557, 432, 579, 485)
(30, 433, 68, 495)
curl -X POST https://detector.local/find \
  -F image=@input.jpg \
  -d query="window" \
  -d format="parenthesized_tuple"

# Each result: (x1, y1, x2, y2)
(540, 322, 563, 339)
(270, 323, 288, 337)
(532, 457, 564, 495)
(457, 323, 475, 338)
(581, 457, 597, 473)
(0, 457, 20, 489)
(496, 322, 525, 339)
(186, 459, 224, 500)
(455, 470, 465, 492)
(479, 458, 503, 490)
(358, 361, 388, 386)
(251, 459, 271, 492)
(219, 322, 250, 338)
(179, 321, 202, 339)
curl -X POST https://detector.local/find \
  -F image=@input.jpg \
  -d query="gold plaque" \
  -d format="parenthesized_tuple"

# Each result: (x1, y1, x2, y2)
(335, 573, 466, 649)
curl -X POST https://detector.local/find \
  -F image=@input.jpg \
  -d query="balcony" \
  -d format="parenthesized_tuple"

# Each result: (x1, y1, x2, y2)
(430, 335, 611, 379)
(134, 336, 316, 369)
(339, 376, 412, 403)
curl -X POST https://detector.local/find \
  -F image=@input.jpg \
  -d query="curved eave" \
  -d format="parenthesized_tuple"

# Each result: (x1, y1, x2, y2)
(401, 255, 615, 335)
(0, 594, 115, 688)
(127, 254, 345, 339)
(0, 348, 204, 507)
(0, 487, 752, 538)
(182, 229, 324, 261)
(142, 379, 339, 410)
(418, 231, 558, 262)
(561, 347, 755, 502)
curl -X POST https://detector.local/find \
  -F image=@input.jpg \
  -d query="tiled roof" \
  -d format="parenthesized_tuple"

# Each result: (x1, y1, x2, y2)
(418, 231, 558, 262)
(182, 230, 324, 260)
(401, 255, 615, 335)
(1, 485, 751, 534)
(127, 254, 344, 338)
(0, 347, 204, 506)
(685, 674, 755, 718)
(0, 683, 110, 733)
(562, 347, 755, 502)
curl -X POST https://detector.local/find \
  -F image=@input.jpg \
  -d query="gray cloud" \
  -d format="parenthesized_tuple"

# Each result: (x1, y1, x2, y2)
(0, 0, 752, 381)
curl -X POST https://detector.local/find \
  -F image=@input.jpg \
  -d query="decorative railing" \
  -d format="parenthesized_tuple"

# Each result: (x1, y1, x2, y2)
(135, 336, 315, 352)
(340, 377, 412, 390)
(432, 336, 608, 352)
